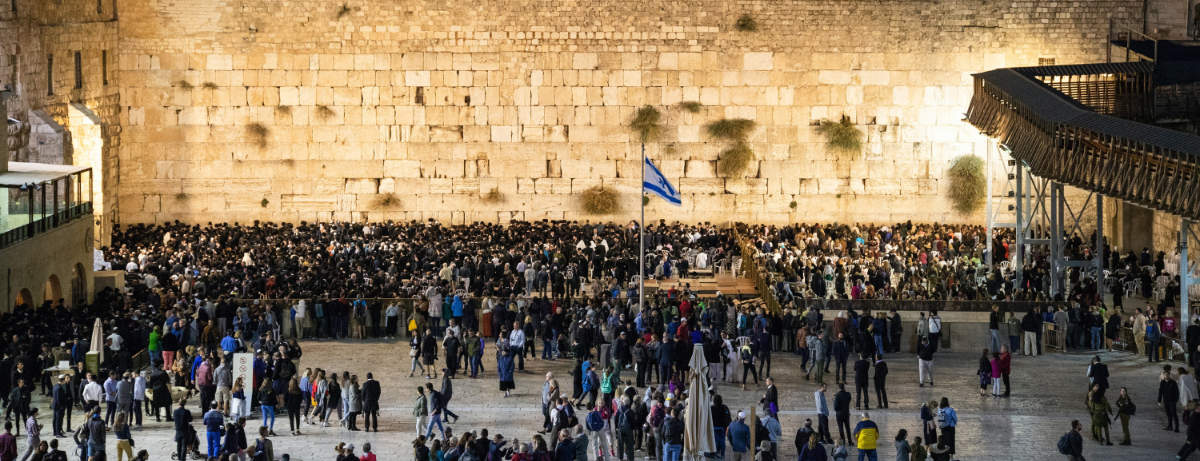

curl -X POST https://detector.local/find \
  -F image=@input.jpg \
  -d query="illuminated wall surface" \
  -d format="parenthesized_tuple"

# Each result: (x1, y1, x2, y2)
(8, 0, 1195, 233)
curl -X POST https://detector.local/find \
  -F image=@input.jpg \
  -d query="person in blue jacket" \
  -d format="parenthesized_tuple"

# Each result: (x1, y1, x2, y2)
(727, 411, 750, 461)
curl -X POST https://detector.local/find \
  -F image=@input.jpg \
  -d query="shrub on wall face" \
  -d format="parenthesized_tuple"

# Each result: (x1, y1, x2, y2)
(580, 186, 620, 215)
(948, 154, 986, 214)
(629, 105, 662, 143)
(718, 142, 753, 178)
(815, 115, 862, 155)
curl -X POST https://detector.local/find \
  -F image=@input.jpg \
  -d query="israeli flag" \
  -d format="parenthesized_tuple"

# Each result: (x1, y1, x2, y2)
(643, 157, 682, 206)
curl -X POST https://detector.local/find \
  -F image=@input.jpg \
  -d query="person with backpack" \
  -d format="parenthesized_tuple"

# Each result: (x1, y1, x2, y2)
(586, 403, 611, 461)
(1115, 387, 1134, 445)
(252, 426, 274, 461)
(615, 397, 636, 461)
(1058, 420, 1084, 460)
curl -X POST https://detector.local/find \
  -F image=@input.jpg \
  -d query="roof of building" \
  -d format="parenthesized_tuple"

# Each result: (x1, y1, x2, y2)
(0, 162, 90, 187)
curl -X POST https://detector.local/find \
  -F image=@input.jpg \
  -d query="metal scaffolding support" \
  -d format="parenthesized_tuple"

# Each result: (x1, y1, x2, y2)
(985, 140, 1017, 268)
(1013, 163, 1104, 297)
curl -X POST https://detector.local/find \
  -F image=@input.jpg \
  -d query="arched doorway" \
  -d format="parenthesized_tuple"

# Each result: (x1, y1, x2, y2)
(70, 263, 86, 307)
(43, 274, 61, 307)
(15, 288, 32, 308)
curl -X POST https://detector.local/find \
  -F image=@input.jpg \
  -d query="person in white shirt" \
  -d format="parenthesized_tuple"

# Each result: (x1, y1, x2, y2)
(107, 331, 124, 352)
(124, 261, 139, 272)
(82, 374, 104, 413)
(292, 300, 308, 339)
(384, 303, 400, 339)
(509, 322, 526, 372)
(132, 372, 147, 427)
(928, 311, 943, 352)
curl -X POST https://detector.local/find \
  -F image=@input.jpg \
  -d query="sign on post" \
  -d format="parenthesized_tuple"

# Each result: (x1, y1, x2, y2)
(233, 352, 254, 410)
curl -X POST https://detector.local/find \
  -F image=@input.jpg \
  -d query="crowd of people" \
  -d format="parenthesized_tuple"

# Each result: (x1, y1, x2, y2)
(0, 218, 1195, 461)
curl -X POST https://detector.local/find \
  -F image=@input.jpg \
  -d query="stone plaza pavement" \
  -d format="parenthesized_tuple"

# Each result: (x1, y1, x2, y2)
(15, 341, 1187, 460)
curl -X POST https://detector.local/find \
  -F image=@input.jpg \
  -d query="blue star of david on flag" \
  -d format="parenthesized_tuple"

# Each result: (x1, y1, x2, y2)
(643, 157, 682, 206)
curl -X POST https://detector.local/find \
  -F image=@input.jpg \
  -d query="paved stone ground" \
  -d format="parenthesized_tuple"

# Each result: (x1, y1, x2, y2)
(15, 341, 1187, 460)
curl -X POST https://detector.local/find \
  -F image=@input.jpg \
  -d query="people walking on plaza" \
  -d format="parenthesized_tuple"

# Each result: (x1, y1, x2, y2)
(499, 346, 517, 398)
(834, 384, 852, 442)
(1115, 387, 1134, 446)
(1160, 367, 1181, 432)
(1086, 384, 1113, 445)
(1062, 420, 1084, 461)
(989, 352, 1002, 397)
(425, 382, 448, 439)
(727, 411, 750, 461)
(18, 408, 40, 461)
(0, 422, 14, 461)
(1147, 313, 1163, 362)
(1087, 356, 1110, 394)
(894, 429, 911, 461)
(362, 372, 381, 432)
(413, 386, 429, 436)
(920, 400, 937, 453)
(873, 355, 889, 408)
(854, 354, 871, 410)
(1176, 404, 1200, 459)
(989, 305, 1003, 353)
(50, 375, 70, 438)
(917, 337, 934, 387)
(796, 433, 826, 461)
(977, 349, 992, 397)
(998, 346, 1012, 397)
(852, 412, 879, 461)
(928, 311, 942, 352)
(815, 384, 834, 444)
(832, 333, 850, 385)
(203, 402, 224, 459)
(1022, 309, 1040, 356)
(173, 399, 193, 461)
(112, 412, 132, 461)
(345, 375, 362, 431)
(936, 398, 956, 456)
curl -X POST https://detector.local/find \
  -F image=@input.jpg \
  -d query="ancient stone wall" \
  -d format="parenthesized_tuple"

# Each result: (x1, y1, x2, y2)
(114, 0, 1140, 226)
(0, 0, 121, 245)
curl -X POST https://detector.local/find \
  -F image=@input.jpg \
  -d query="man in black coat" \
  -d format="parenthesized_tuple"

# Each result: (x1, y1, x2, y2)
(873, 355, 889, 409)
(833, 384, 852, 442)
(853, 354, 871, 410)
(51, 375, 71, 437)
(173, 398, 193, 461)
(361, 373, 381, 432)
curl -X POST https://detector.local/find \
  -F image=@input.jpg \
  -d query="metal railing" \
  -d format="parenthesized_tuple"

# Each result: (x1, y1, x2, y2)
(0, 202, 91, 249)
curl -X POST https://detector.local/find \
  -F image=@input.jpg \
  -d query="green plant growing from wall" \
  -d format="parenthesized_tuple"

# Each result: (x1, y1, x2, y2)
(706, 118, 756, 178)
(260, 197, 270, 208)
(336, 3, 354, 19)
(678, 101, 702, 113)
(202, 82, 218, 90)
(643, 195, 650, 206)
(789, 200, 797, 209)
(175, 80, 193, 89)
(815, 115, 863, 155)
(247, 123, 269, 148)
(481, 188, 503, 203)
(276, 105, 292, 115)
(735, 14, 757, 32)
(174, 192, 189, 201)
(316, 105, 335, 120)
(629, 105, 662, 143)
(375, 193, 401, 208)
(580, 186, 619, 215)
(947, 154, 986, 214)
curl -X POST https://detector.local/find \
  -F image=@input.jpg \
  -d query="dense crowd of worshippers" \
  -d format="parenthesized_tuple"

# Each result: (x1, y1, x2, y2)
(0, 219, 1190, 461)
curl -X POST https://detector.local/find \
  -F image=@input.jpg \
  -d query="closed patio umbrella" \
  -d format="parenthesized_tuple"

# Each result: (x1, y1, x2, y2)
(90, 317, 104, 364)
(684, 343, 715, 460)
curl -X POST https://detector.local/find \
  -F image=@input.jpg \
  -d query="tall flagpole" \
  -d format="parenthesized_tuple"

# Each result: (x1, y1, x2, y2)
(639, 142, 646, 316)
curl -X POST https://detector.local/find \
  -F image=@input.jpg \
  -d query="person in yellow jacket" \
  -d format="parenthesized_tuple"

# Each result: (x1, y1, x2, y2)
(852, 412, 879, 460)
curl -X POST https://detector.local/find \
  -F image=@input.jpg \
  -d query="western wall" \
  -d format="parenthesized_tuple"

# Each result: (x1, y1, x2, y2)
(109, 0, 1150, 229)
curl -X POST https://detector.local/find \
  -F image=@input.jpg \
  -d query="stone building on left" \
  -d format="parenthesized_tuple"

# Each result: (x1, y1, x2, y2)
(0, 0, 121, 312)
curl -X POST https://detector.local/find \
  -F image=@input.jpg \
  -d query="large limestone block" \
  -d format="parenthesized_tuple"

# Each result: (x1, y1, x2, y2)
(725, 178, 767, 195)
(684, 160, 714, 178)
(743, 52, 773, 71)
